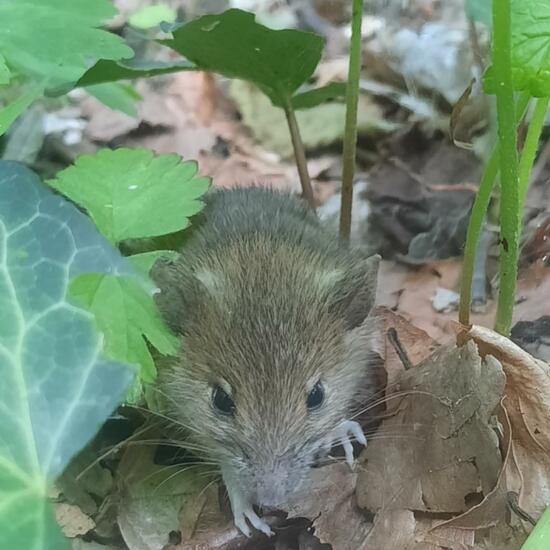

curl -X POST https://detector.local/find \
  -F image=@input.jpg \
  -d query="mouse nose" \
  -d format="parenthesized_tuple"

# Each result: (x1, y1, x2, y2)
(254, 460, 304, 507)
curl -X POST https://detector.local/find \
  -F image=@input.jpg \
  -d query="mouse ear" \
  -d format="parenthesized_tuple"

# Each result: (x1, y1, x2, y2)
(330, 254, 380, 329)
(151, 257, 189, 334)
(152, 258, 227, 334)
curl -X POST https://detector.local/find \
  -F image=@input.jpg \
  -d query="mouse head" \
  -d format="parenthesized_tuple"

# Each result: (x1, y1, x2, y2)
(155, 250, 381, 507)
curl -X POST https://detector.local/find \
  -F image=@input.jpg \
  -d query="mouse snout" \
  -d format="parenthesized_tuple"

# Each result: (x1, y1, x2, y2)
(250, 458, 307, 507)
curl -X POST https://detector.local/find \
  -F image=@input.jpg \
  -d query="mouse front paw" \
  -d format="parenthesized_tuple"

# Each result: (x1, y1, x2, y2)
(223, 475, 274, 537)
(325, 420, 367, 466)
(234, 505, 274, 538)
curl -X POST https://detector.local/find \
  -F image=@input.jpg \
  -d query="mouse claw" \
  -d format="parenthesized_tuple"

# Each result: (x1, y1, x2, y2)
(245, 508, 274, 537)
(330, 420, 367, 467)
(234, 507, 273, 537)
(234, 513, 252, 538)
(225, 479, 273, 538)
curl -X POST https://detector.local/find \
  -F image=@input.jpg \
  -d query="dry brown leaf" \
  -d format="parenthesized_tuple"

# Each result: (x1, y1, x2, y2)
(285, 463, 371, 550)
(116, 443, 228, 550)
(55, 503, 95, 538)
(356, 339, 506, 550)
(463, 325, 550, 521)
(378, 307, 438, 387)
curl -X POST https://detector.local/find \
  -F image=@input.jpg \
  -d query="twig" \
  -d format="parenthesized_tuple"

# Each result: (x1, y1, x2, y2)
(387, 328, 413, 371)
(507, 492, 537, 526)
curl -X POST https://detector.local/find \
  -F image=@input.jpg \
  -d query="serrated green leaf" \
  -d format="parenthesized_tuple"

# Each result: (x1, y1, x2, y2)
(0, 53, 10, 85)
(0, 0, 133, 90)
(75, 58, 196, 90)
(69, 273, 179, 384)
(129, 4, 177, 29)
(85, 82, 142, 117)
(47, 148, 210, 244)
(0, 161, 134, 549)
(484, 0, 550, 96)
(291, 82, 347, 110)
(160, 8, 324, 107)
(128, 250, 178, 277)
(0, 83, 44, 136)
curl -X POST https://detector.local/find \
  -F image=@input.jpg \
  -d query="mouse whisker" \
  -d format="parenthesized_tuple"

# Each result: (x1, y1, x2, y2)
(151, 465, 218, 495)
(348, 389, 437, 422)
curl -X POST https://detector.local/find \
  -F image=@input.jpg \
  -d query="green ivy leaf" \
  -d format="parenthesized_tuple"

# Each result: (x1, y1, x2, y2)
(0, 0, 133, 90)
(0, 161, 134, 549)
(160, 9, 324, 108)
(85, 82, 142, 117)
(69, 273, 179, 384)
(484, 0, 550, 96)
(47, 148, 210, 244)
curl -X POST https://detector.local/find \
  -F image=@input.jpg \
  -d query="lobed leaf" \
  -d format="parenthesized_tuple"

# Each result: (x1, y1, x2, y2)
(484, 0, 550, 96)
(159, 9, 325, 108)
(69, 273, 179, 384)
(0, 0, 133, 90)
(47, 148, 210, 244)
(0, 161, 135, 549)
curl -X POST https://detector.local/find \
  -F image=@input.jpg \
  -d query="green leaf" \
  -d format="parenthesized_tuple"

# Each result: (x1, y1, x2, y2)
(2, 104, 45, 164)
(484, 0, 550, 96)
(465, 0, 492, 27)
(69, 273, 179, 384)
(128, 250, 178, 278)
(0, 0, 133, 90)
(0, 83, 44, 136)
(0, 161, 134, 549)
(85, 82, 142, 117)
(0, 53, 10, 85)
(129, 4, 177, 29)
(291, 82, 347, 110)
(160, 8, 324, 107)
(47, 148, 210, 244)
(75, 58, 196, 90)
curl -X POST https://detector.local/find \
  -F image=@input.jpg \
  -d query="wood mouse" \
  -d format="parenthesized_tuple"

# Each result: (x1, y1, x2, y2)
(152, 186, 382, 537)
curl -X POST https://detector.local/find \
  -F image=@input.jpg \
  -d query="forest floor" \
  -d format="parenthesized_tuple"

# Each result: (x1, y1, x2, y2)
(16, 1, 549, 549)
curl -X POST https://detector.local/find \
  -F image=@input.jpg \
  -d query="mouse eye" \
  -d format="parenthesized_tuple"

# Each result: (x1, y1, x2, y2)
(212, 385, 235, 416)
(306, 381, 325, 411)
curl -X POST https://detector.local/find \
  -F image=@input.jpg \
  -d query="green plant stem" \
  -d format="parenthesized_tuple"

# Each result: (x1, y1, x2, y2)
(339, 0, 364, 242)
(458, 92, 530, 327)
(283, 102, 315, 209)
(519, 96, 550, 208)
(521, 504, 550, 550)
(492, 0, 521, 336)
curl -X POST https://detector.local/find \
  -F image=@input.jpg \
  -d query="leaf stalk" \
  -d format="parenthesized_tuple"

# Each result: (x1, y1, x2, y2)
(339, 0, 364, 242)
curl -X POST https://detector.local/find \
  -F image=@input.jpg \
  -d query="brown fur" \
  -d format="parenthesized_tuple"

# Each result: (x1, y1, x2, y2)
(153, 187, 381, 506)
